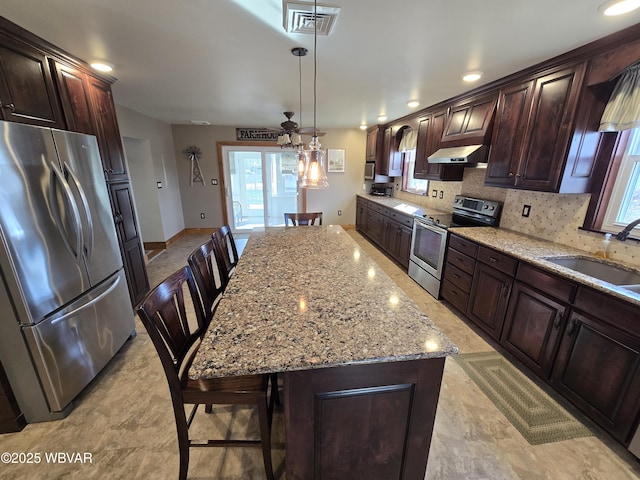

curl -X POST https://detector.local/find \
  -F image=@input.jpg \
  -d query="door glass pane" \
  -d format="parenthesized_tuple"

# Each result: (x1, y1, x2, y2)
(225, 147, 298, 231)
(264, 150, 299, 227)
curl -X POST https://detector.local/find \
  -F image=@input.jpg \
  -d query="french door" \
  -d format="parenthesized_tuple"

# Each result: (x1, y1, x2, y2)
(222, 146, 300, 231)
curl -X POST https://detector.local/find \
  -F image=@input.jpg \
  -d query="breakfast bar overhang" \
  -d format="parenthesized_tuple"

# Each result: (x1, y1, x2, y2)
(189, 226, 458, 479)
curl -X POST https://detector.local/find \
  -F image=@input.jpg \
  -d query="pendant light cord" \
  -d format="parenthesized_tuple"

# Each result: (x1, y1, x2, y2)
(313, 0, 318, 138)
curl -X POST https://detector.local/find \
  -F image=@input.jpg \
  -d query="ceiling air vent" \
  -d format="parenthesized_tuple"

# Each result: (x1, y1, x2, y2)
(283, 2, 340, 36)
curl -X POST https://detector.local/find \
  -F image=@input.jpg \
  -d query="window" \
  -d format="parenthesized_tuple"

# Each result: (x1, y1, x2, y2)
(401, 149, 428, 194)
(601, 127, 640, 235)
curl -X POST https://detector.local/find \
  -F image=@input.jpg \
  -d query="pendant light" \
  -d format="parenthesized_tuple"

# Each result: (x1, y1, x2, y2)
(299, 0, 329, 189)
(291, 47, 309, 179)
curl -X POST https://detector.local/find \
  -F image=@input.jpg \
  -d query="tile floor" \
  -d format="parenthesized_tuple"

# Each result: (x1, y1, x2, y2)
(1, 229, 639, 479)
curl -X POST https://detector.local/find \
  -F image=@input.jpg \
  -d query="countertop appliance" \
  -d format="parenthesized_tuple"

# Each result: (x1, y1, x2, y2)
(0, 121, 135, 422)
(370, 183, 393, 197)
(408, 195, 502, 298)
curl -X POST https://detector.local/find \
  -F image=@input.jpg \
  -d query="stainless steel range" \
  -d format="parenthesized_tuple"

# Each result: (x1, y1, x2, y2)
(408, 195, 503, 298)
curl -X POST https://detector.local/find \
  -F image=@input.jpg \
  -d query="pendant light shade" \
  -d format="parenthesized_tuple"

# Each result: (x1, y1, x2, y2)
(299, 0, 329, 189)
(299, 136, 329, 188)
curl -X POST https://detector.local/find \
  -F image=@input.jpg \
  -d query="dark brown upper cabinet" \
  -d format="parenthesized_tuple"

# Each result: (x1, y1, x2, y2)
(87, 76, 128, 182)
(365, 125, 383, 164)
(52, 60, 96, 135)
(414, 108, 464, 181)
(485, 62, 588, 192)
(379, 125, 404, 177)
(440, 93, 497, 147)
(0, 37, 64, 128)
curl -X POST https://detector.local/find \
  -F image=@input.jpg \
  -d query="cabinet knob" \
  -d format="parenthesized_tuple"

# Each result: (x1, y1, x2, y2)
(508, 172, 514, 177)
(566, 318, 578, 336)
(1, 103, 15, 111)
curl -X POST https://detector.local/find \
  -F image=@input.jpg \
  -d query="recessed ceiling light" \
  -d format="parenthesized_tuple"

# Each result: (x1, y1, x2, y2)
(599, 0, 640, 15)
(359, 124, 368, 130)
(463, 71, 483, 82)
(377, 115, 387, 122)
(90, 62, 114, 73)
(407, 100, 420, 108)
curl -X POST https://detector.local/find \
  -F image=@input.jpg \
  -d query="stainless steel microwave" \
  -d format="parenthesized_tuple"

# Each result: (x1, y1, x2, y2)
(364, 162, 375, 180)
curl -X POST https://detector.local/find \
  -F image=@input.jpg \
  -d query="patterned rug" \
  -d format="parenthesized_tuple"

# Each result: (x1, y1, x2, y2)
(454, 351, 593, 445)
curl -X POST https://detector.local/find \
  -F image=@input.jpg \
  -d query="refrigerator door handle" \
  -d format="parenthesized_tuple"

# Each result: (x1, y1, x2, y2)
(48, 161, 83, 264)
(63, 161, 94, 259)
(49, 273, 122, 326)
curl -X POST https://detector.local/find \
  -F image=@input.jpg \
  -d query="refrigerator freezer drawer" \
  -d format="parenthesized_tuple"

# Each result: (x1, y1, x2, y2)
(22, 270, 135, 412)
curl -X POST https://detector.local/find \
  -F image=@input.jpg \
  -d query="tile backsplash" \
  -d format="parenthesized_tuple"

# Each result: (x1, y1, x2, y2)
(393, 167, 640, 268)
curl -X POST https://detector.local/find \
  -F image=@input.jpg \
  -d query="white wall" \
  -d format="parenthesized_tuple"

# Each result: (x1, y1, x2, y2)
(171, 125, 367, 228)
(116, 105, 184, 242)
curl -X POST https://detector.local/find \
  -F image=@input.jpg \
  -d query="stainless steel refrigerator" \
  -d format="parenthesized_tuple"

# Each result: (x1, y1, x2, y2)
(0, 120, 136, 422)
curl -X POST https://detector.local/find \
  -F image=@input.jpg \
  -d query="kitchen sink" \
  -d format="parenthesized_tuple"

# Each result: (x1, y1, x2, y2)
(542, 256, 640, 285)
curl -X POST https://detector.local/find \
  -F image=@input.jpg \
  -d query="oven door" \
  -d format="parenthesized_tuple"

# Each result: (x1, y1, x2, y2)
(409, 218, 448, 279)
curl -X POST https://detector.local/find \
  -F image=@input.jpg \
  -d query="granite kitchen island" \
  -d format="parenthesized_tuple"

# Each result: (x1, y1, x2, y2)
(189, 225, 458, 479)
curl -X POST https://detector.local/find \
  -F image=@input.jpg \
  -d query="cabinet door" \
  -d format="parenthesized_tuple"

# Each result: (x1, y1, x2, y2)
(365, 126, 381, 163)
(380, 126, 403, 177)
(518, 63, 586, 191)
(109, 182, 149, 305)
(53, 61, 96, 135)
(415, 109, 463, 181)
(467, 262, 512, 340)
(0, 41, 64, 128)
(501, 282, 567, 378)
(551, 310, 640, 443)
(88, 77, 128, 182)
(485, 79, 535, 187)
(356, 197, 368, 233)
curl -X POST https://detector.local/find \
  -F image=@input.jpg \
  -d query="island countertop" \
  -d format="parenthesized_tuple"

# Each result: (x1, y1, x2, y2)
(189, 225, 458, 380)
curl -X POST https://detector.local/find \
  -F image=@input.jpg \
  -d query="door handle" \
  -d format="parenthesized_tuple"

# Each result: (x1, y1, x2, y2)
(566, 318, 578, 336)
(1, 102, 15, 111)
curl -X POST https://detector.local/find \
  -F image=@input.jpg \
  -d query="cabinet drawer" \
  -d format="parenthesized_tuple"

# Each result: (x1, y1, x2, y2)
(448, 234, 478, 258)
(516, 263, 576, 303)
(441, 279, 470, 313)
(477, 246, 517, 276)
(446, 248, 475, 275)
(388, 210, 414, 228)
(443, 263, 473, 293)
(368, 202, 386, 214)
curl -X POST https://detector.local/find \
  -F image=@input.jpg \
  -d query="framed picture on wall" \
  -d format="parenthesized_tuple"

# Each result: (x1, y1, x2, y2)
(328, 149, 345, 173)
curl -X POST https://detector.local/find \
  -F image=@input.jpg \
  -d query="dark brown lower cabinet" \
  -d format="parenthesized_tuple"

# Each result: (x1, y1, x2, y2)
(551, 309, 640, 443)
(385, 219, 412, 267)
(109, 182, 149, 305)
(501, 282, 567, 378)
(284, 358, 445, 480)
(467, 262, 512, 340)
(0, 361, 25, 433)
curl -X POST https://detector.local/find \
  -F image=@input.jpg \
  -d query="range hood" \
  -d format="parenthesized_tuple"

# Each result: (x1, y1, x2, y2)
(427, 145, 488, 164)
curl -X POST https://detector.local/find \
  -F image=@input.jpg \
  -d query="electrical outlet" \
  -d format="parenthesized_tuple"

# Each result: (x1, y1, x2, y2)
(200, 213, 205, 219)
(211, 179, 218, 185)
(439, 190, 443, 199)
(363, 183, 367, 190)
(338, 210, 342, 216)
(522, 205, 531, 217)
(156, 181, 162, 189)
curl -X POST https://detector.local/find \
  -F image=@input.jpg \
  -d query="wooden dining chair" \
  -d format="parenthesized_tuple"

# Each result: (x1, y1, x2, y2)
(284, 212, 323, 226)
(188, 239, 225, 325)
(212, 224, 239, 283)
(137, 266, 275, 480)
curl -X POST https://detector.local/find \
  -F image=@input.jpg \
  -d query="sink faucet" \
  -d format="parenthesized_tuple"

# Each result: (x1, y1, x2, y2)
(615, 217, 640, 241)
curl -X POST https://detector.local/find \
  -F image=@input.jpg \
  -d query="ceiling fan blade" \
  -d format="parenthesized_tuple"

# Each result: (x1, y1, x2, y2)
(298, 127, 325, 136)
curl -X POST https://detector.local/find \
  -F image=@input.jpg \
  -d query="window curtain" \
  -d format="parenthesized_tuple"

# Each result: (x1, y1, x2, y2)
(399, 129, 417, 152)
(599, 63, 640, 132)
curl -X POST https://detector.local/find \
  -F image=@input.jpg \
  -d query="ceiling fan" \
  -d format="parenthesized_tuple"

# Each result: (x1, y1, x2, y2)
(267, 111, 325, 137)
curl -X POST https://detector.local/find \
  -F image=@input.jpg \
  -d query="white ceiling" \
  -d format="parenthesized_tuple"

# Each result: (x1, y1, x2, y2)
(2, 1, 640, 130)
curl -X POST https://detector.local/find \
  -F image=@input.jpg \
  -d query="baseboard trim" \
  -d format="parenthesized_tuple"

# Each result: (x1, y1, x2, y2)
(144, 228, 217, 251)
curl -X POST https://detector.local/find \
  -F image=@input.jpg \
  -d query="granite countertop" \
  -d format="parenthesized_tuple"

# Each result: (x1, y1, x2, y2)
(189, 225, 458, 380)
(449, 227, 640, 307)
(357, 193, 443, 217)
